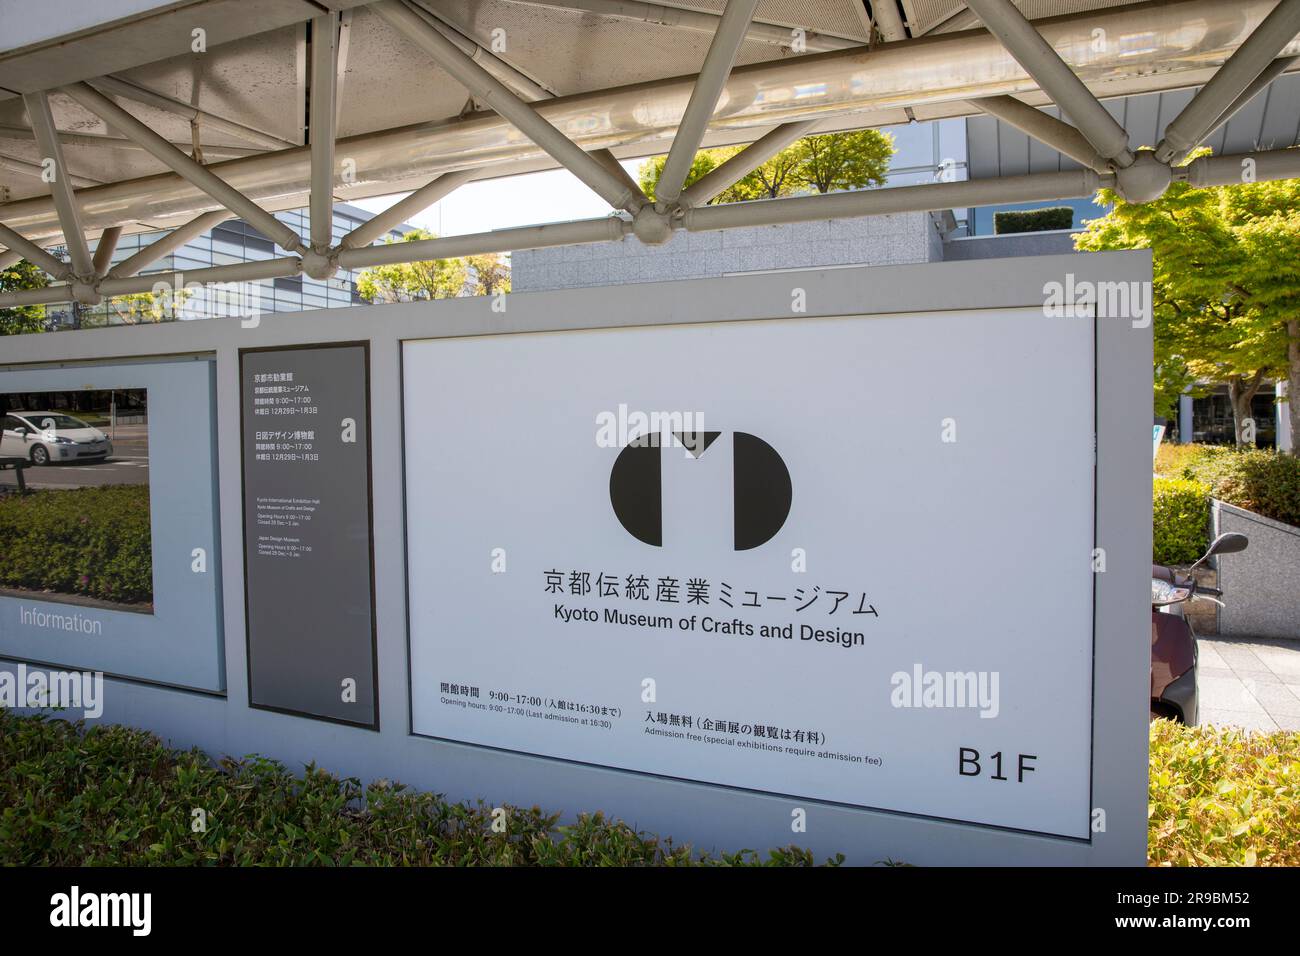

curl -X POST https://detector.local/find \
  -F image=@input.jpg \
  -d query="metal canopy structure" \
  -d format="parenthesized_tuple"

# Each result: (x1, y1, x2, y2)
(1, 0, 1299, 308)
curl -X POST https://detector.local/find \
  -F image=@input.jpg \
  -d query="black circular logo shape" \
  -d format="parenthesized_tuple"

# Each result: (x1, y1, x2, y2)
(609, 431, 792, 550)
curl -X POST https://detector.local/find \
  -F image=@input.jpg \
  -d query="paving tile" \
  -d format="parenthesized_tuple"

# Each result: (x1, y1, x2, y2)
(1252, 648, 1300, 679)
(1198, 674, 1268, 713)
(1273, 715, 1300, 732)
(1252, 683, 1300, 719)
(1197, 642, 1228, 668)
(1200, 708, 1279, 733)
(1197, 664, 1237, 680)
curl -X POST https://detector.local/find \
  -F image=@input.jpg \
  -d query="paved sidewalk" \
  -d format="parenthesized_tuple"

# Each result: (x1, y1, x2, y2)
(1198, 636, 1300, 733)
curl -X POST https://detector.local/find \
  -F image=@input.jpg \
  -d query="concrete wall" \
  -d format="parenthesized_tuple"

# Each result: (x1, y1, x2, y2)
(1215, 499, 1300, 640)
(513, 212, 940, 292)
(942, 229, 1078, 261)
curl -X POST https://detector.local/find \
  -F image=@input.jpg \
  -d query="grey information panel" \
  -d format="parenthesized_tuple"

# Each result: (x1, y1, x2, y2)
(240, 343, 377, 727)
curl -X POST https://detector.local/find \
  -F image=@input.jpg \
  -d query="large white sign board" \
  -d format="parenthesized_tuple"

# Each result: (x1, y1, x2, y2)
(405, 307, 1096, 839)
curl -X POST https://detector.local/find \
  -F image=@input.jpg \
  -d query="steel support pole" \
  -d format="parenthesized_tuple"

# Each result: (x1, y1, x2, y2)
(0, 223, 67, 277)
(1197, 56, 1300, 153)
(683, 168, 1108, 231)
(108, 211, 232, 279)
(1181, 148, 1300, 188)
(677, 120, 820, 207)
(310, 12, 339, 253)
(964, 0, 1134, 168)
(0, 151, 99, 188)
(869, 0, 908, 41)
(92, 226, 122, 276)
(98, 257, 302, 298)
(656, 0, 761, 204)
(405, 2, 556, 100)
(91, 75, 296, 151)
(1156, 0, 1300, 163)
(0, 124, 258, 158)
(61, 82, 304, 254)
(23, 91, 94, 278)
(374, 0, 643, 213)
(337, 216, 628, 269)
(336, 169, 479, 251)
(969, 95, 1110, 173)
(0, 247, 21, 270)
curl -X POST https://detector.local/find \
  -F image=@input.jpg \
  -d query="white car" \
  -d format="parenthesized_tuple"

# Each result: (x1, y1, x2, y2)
(0, 411, 114, 465)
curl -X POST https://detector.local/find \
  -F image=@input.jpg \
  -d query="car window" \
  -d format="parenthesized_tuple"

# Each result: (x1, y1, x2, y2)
(3, 416, 24, 431)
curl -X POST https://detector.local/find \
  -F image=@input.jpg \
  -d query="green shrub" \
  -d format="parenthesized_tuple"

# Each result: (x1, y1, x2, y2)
(0, 484, 152, 604)
(1178, 448, 1300, 528)
(1149, 719, 1300, 866)
(1153, 477, 1211, 565)
(993, 206, 1074, 234)
(0, 711, 840, 866)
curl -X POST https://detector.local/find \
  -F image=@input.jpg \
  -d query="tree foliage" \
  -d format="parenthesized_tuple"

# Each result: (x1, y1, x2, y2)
(1074, 151, 1300, 449)
(638, 129, 894, 205)
(0, 259, 49, 335)
(355, 228, 470, 303)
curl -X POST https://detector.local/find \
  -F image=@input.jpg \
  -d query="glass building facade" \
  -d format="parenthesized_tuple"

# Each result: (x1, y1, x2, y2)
(50, 203, 409, 327)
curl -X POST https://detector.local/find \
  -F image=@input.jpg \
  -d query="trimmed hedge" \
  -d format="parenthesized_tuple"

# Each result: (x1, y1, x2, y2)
(0, 485, 152, 604)
(993, 206, 1074, 234)
(1149, 718, 1300, 867)
(0, 712, 839, 866)
(1181, 448, 1300, 529)
(1153, 477, 1211, 566)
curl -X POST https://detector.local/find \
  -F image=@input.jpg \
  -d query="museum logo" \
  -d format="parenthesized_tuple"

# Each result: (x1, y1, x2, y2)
(609, 430, 792, 550)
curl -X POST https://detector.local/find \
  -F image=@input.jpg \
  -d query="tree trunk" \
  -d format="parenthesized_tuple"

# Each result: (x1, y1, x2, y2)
(1288, 319, 1300, 456)
(1227, 371, 1265, 448)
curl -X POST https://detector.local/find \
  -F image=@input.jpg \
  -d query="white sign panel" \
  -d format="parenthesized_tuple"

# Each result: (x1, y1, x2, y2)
(404, 308, 1096, 839)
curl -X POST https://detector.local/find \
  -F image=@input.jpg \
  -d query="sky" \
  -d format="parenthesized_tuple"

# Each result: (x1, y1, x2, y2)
(349, 160, 644, 238)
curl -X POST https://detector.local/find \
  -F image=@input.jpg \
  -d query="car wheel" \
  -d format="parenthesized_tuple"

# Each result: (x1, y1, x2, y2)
(30, 445, 50, 466)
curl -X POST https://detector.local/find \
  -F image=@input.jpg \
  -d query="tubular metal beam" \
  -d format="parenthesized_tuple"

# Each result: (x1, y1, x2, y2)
(9, 146, 1300, 310)
(0, 222, 67, 277)
(61, 82, 304, 254)
(23, 91, 94, 278)
(0, 247, 22, 270)
(677, 120, 820, 207)
(337, 216, 628, 269)
(92, 226, 121, 277)
(406, 2, 557, 100)
(0, 124, 258, 158)
(336, 168, 480, 251)
(869, 0, 908, 41)
(501, 0, 858, 51)
(964, 0, 1134, 168)
(656, 0, 761, 204)
(90, 76, 297, 151)
(683, 168, 1109, 231)
(1181, 148, 1300, 188)
(1156, 0, 1300, 162)
(98, 257, 302, 298)
(108, 210, 233, 279)
(373, 0, 643, 213)
(969, 95, 1109, 173)
(5, 0, 1294, 242)
(0, 150, 100, 188)
(310, 12, 340, 253)
(1199, 56, 1300, 153)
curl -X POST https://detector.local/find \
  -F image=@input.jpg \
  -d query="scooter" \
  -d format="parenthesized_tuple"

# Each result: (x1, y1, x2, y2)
(1150, 532, 1249, 724)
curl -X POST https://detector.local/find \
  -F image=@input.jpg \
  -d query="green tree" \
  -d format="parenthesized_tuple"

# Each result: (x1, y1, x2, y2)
(791, 130, 894, 194)
(1075, 153, 1300, 450)
(638, 129, 894, 205)
(464, 253, 511, 296)
(355, 228, 469, 303)
(0, 259, 50, 335)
